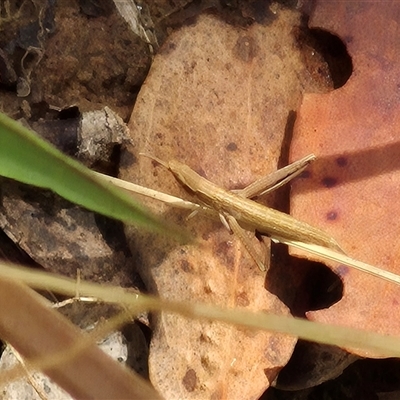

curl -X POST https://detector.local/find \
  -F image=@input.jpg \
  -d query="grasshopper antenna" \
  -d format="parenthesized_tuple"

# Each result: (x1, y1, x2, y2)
(139, 153, 169, 169)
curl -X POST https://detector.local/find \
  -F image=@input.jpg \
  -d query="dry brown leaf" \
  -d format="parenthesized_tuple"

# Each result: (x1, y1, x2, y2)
(0, 179, 137, 286)
(121, 8, 333, 399)
(290, 1, 400, 358)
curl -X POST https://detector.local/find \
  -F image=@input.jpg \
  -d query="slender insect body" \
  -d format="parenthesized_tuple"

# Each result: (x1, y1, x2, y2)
(168, 159, 342, 252)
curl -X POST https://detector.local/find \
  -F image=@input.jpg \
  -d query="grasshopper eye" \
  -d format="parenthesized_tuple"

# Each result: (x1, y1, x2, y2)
(168, 161, 198, 192)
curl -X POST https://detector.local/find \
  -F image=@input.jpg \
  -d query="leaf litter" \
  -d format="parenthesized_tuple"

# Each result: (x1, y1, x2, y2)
(290, 1, 400, 358)
(3, 0, 398, 398)
(120, 6, 337, 399)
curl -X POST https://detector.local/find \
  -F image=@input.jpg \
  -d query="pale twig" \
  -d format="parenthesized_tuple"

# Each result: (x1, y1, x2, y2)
(274, 237, 400, 285)
(92, 171, 202, 211)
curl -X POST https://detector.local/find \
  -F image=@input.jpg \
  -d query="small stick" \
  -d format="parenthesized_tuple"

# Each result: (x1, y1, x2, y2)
(91, 170, 202, 212)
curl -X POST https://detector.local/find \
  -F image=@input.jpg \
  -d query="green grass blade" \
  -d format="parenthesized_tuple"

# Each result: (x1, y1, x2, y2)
(0, 112, 185, 240)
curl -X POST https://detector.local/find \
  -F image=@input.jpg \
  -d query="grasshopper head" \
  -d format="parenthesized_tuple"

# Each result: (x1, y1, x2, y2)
(168, 160, 200, 193)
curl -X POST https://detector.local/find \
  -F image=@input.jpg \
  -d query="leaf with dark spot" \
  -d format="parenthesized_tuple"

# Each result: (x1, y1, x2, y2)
(290, 0, 400, 358)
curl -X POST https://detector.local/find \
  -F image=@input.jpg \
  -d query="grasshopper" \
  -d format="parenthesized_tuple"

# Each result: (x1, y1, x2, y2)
(145, 154, 343, 271)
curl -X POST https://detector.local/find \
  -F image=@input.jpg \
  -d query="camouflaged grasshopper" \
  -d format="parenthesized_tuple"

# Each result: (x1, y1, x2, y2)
(145, 154, 343, 271)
